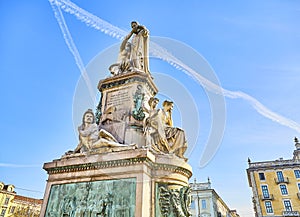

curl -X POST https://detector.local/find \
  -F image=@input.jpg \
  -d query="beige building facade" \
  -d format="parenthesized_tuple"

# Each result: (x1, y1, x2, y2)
(247, 137, 300, 217)
(0, 182, 42, 217)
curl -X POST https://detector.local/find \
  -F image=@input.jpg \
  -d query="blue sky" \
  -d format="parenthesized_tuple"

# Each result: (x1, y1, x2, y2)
(1, 0, 300, 216)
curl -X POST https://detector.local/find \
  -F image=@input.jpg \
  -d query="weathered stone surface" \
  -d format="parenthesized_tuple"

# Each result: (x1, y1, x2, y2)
(97, 71, 157, 146)
(40, 149, 192, 217)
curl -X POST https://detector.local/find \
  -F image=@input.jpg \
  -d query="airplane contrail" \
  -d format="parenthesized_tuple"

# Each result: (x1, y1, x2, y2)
(49, 0, 96, 100)
(150, 42, 300, 133)
(49, 0, 127, 39)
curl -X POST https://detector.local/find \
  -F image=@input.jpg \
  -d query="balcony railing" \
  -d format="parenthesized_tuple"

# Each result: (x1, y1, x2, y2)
(274, 177, 289, 184)
(259, 194, 274, 201)
(282, 211, 300, 217)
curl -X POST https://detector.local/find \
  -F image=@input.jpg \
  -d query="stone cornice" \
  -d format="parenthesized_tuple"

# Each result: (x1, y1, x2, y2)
(45, 154, 192, 178)
(248, 159, 300, 171)
(45, 157, 149, 174)
(97, 71, 158, 95)
(154, 161, 192, 178)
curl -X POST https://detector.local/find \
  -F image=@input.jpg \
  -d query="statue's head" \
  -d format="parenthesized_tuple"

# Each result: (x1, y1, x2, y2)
(162, 100, 174, 112)
(148, 97, 159, 107)
(131, 21, 138, 29)
(82, 109, 95, 124)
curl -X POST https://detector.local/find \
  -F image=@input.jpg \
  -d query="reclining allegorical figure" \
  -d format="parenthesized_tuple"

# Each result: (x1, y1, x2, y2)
(74, 109, 131, 153)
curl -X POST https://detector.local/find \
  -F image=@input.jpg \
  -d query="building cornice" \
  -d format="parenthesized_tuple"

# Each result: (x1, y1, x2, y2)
(247, 159, 300, 171)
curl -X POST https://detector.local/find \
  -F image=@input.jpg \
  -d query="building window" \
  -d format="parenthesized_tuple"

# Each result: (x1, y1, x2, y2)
(0, 208, 6, 217)
(284, 200, 292, 211)
(261, 185, 270, 198)
(190, 200, 195, 209)
(9, 206, 15, 214)
(201, 199, 207, 209)
(298, 183, 300, 191)
(265, 201, 273, 213)
(280, 184, 288, 195)
(294, 170, 300, 179)
(4, 197, 9, 205)
(259, 172, 265, 181)
(277, 171, 284, 182)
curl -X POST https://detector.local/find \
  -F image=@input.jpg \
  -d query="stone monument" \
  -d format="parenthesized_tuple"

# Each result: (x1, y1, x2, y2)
(40, 21, 193, 217)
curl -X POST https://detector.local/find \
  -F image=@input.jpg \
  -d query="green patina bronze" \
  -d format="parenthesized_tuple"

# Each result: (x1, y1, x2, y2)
(45, 178, 136, 217)
(131, 84, 145, 121)
(95, 94, 103, 125)
(156, 183, 192, 217)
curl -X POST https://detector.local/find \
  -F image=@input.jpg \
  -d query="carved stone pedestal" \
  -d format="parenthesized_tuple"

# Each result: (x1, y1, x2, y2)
(40, 149, 192, 217)
(96, 71, 158, 146)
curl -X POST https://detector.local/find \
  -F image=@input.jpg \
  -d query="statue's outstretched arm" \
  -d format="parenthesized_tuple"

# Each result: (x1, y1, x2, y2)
(120, 31, 133, 51)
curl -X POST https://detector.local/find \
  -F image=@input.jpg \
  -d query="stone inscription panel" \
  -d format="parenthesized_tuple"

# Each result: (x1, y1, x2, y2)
(106, 88, 132, 108)
(45, 178, 136, 217)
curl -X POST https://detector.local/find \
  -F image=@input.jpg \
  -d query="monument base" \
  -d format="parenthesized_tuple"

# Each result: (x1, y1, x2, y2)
(40, 149, 192, 217)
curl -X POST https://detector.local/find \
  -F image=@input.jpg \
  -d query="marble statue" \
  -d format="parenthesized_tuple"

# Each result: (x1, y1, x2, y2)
(160, 100, 187, 159)
(130, 21, 150, 73)
(109, 29, 133, 75)
(144, 97, 170, 153)
(74, 109, 131, 153)
(109, 21, 150, 75)
(144, 98, 188, 160)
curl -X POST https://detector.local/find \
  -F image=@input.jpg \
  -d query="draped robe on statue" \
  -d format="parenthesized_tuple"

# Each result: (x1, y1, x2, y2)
(145, 106, 187, 159)
(130, 27, 150, 74)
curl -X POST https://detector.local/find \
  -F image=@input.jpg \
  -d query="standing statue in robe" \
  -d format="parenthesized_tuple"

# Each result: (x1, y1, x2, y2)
(130, 21, 150, 74)
(109, 21, 150, 75)
(144, 97, 169, 153)
(160, 100, 187, 160)
(144, 98, 188, 160)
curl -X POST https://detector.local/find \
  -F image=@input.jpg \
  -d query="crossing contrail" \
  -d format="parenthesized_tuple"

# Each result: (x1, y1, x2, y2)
(49, 0, 96, 100)
(49, 0, 300, 166)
